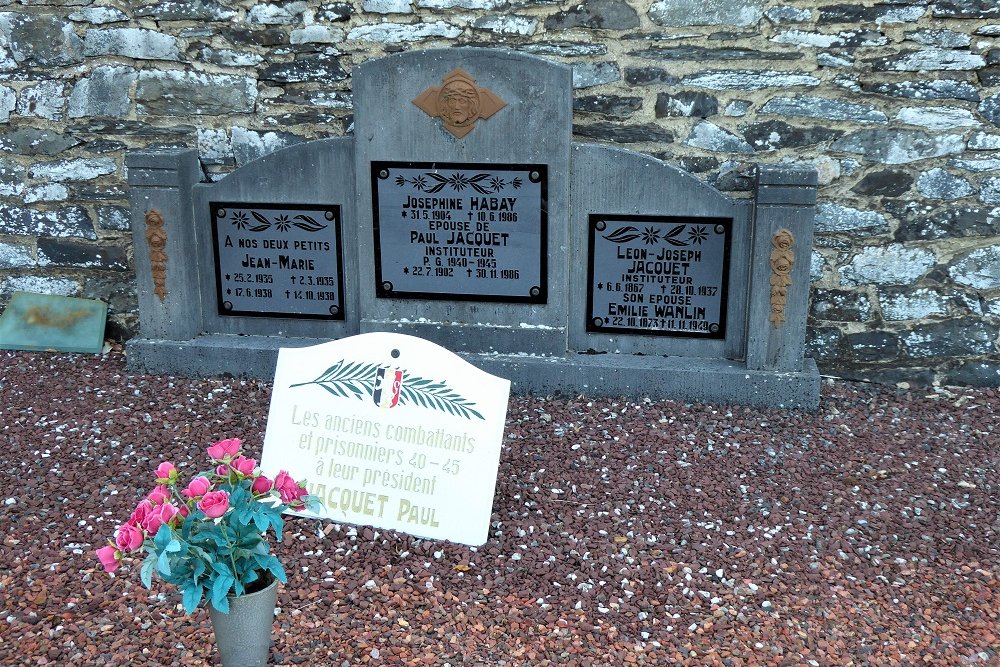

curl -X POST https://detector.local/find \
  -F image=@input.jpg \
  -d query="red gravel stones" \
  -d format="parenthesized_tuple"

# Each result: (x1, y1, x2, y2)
(0, 349, 997, 665)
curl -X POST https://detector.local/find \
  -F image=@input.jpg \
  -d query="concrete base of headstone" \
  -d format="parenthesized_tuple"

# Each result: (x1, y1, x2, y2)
(126, 335, 307, 378)
(126, 335, 820, 409)
(469, 353, 820, 409)
(360, 318, 566, 355)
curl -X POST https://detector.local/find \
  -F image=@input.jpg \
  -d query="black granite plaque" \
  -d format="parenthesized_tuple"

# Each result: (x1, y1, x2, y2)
(587, 215, 731, 338)
(372, 161, 547, 303)
(210, 202, 345, 319)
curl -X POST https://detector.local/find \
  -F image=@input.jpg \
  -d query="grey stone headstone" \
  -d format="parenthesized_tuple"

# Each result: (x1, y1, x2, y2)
(353, 48, 572, 355)
(569, 143, 751, 361)
(192, 138, 358, 339)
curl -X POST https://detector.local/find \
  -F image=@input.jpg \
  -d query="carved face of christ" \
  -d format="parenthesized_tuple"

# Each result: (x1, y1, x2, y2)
(438, 80, 480, 127)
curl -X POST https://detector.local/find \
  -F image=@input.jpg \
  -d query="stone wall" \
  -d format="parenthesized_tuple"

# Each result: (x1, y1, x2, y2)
(0, 0, 998, 386)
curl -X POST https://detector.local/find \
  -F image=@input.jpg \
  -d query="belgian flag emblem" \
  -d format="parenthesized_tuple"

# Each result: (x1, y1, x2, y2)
(373, 366, 403, 408)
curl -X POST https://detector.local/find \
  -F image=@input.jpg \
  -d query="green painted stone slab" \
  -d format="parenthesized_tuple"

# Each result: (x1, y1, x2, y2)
(0, 292, 108, 354)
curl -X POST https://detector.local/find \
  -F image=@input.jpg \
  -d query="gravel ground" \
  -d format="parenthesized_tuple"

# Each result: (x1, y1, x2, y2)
(1, 348, 998, 666)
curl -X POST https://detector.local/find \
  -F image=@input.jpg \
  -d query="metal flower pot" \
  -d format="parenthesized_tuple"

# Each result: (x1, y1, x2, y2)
(208, 576, 279, 667)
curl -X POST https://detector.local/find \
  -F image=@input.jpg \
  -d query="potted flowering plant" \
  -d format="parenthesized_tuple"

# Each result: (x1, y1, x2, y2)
(96, 437, 320, 665)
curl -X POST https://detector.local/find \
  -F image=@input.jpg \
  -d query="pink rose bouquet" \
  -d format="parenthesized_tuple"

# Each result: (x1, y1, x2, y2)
(96, 438, 319, 613)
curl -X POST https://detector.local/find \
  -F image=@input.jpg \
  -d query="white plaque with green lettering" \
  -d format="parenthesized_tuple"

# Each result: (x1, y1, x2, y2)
(261, 332, 510, 546)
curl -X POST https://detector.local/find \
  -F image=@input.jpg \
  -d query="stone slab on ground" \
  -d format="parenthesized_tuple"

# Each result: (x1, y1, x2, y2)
(0, 291, 106, 353)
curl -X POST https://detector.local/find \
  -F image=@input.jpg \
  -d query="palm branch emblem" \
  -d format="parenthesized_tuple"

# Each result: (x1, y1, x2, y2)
(291, 361, 484, 420)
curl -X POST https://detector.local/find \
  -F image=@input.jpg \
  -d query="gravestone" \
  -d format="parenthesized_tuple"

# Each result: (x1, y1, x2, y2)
(126, 47, 820, 408)
(260, 332, 510, 546)
(354, 51, 570, 355)
(127, 139, 357, 370)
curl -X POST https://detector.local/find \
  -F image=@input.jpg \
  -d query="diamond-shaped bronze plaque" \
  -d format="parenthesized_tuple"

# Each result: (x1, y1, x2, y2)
(412, 68, 506, 139)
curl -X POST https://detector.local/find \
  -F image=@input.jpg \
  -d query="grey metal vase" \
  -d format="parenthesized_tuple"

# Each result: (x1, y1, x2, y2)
(208, 576, 278, 667)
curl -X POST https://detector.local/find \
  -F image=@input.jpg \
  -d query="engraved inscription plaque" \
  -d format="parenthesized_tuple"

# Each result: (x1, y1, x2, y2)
(211, 202, 345, 319)
(587, 215, 731, 338)
(372, 161, 546, 303)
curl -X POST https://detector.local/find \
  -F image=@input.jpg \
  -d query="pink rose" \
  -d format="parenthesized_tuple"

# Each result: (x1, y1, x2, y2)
(251, 475, 273, 495)
(130, 499, 155, 525)
(154, 462, 176, 483)
(96, 545, 120, 573)
(206, 438, 242, 461)
(114, 522, 144, 552)
(158, 502, 180, 526)
(274, 471, 307, 504)
(231, 456, 257, 477)
(182, 476, 212, 499)
(140, 510, 163, 535)
(141, 502, 180, 534)
(147, 486, 170, 504)
(216, 464, 229, 476)
(198, 490, 230, 519)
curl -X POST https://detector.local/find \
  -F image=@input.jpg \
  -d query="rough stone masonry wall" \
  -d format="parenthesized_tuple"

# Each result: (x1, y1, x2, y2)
(0, 0, 998, 387)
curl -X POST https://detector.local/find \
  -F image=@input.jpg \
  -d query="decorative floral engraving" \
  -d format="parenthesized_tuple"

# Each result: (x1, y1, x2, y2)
(769, 229, 795, 328)
(394, 171, 522, 195)
(232, 211, 328, 233)
(145, 209, 168, 302)
(412, 68, 507, 139)
(601, 224, 708, 247)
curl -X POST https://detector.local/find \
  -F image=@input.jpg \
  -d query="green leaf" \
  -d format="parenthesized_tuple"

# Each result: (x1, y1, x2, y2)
(156, 550, 173, 578)
(313, 360, 345, 382)
(304, 496, 322, 514)
(397, 374, 485, 420)
(140, 554, 156, 589)
(212, 574, 234, 613)
(153, 524, 173, 550)
(341, 381, 364, 397)
(192, 559, 206, 582)
(182, 584, 203, 613)
(316, 383, 348, 398)
(212, 560, 233, 579)
(232, 506, 249, 527)
(268, 507, 285, 541)
(266, 556, 287, 584)
(212, 591, 230, 614)
(191, 530, 227, 548)
(180, 516, 194, 540)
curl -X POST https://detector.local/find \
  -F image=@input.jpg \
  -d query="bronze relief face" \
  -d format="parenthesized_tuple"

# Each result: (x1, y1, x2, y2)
(412, 68, 506, 139)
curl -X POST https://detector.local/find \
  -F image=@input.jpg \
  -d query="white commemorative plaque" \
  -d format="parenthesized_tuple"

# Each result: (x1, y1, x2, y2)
(261, 332, 510, 546)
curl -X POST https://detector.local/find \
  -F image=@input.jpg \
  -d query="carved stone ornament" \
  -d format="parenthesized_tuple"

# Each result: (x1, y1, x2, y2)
(412, 68, 507, 139)
(145, 209, 168, 302)
(769, 228, 794, 328)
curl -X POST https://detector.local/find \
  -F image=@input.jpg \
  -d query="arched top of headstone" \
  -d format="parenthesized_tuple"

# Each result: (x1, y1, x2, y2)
(571, 142, 738, 217)
(206, 137, 353, 198)
(355, 46, 571, 86)
(353, 47, 572, 160)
